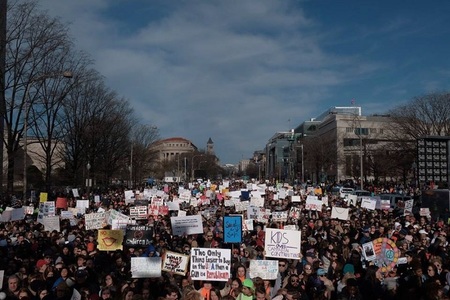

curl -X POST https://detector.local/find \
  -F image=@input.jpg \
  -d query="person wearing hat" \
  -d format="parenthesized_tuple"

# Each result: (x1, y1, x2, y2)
(237, 279, 255, 300)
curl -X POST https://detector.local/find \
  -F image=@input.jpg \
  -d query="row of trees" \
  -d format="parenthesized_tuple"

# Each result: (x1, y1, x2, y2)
(1, 1, 161, 195)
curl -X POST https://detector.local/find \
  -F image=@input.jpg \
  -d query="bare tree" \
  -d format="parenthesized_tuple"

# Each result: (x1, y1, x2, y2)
(383, 92, 450, 184)
(389, 92, 450, 140)
(4, 0, 73, 194)
(62, 73, 133, 187)
(130, 124, 160, 187)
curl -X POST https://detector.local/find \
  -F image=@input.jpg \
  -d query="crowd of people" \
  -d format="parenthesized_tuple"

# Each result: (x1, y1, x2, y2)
(0, 180, 449, 300)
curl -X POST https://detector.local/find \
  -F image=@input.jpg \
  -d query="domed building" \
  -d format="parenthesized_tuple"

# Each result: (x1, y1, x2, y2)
(150, 137, 198, 162)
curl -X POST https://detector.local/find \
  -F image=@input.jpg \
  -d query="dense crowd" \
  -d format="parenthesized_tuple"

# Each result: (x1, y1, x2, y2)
(0, 180, 448, 300)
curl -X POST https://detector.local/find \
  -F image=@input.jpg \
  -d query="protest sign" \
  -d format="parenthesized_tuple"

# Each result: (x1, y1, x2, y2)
(43, 216, 60, 232)
(40, 192, 48, 202)
(130, 257, 161, 278)
(291, 195, 301, 202)
(162, 251, 190, 275)
(56, 197, 68, 209)
(125, 224, 154, 247)
(264, 228, 301, 260)
(289, 207, 301, 219)
(72, 189, 79, 198)
(331, 207, 349, 220)
(107, 209, 130, 226)
(271, 211, 288, 222)
(129, 206, 148, 219)
(223, 216, 242, 243)
(190, 248, 231, 281)
(361, 197, 376, 210)
(249, 260, 278, 280)
(84, 212, 106, 230)
(404, 200, 414, 216)
(97, 230, 124, 251)
(243, 219, 254, 231)
(10, 207, 25, 221)
(250, 197, 264, 207)
(305, 197, 322, 211)
(170, 215, 204, 236)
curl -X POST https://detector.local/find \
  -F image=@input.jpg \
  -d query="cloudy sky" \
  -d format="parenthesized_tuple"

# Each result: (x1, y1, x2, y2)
(37, 0, 450, 164)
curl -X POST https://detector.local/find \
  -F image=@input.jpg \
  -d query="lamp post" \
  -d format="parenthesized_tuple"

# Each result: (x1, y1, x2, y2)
(300, 144, 304, 183)
(129, 143, 133, 189)
(23, 71, 73, 200)
(191, 154, 205, 182)
(86, 162, 91, 196)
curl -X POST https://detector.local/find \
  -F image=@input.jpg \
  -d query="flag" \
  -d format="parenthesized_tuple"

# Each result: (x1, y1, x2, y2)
(351, 98, 355, 105)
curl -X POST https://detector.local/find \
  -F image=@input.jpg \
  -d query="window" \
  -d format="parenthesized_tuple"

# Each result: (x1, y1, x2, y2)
(379, 129, 384, 134)
(355, 128, 369, 135)
(370, 128, 377, 134)
(346, 127, 353, 133)
(344, 139, 360, 147)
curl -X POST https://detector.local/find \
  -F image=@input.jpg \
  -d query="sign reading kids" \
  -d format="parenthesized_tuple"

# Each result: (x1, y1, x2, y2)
(264, 228, 301, 260)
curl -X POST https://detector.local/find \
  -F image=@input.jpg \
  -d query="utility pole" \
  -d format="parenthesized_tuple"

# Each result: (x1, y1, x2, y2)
(0, 0, 7, 194)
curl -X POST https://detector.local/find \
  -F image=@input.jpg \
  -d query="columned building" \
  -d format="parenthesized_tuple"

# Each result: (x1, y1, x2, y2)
(150, 137, 197, 162)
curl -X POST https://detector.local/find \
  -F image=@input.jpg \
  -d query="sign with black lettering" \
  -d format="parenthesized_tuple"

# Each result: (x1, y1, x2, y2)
(190, 248, 231, 281)
(162, 251, 189, 275)
(264, 228, 301, 260)
(223, 216, 242, 243)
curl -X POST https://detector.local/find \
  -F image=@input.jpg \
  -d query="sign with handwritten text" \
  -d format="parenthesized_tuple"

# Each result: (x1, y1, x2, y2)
(223, 216, 242, 243)
(249, 259, 278, 280)
(190, 248, 231, 281)
(264, 228, 301, 260)
(305, 196, 323, 211)
(162, 251, 189, 276)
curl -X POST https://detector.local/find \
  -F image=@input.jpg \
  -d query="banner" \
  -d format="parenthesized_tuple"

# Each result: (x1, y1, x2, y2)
(162, 251, 190, 275)
(248, 260, 278, 280)
(223, 216, 242, 243)
(170, 215, 204, 236)
(264, 228, 301, 259)
(125, 224, 154, 247)
(97, 230, 124, 251)
(190, 248, 231, 281)
(130, 257, 161, 278)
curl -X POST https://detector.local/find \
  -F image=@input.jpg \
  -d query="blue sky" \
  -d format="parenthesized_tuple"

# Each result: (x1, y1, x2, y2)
(38, 0, 450, 164)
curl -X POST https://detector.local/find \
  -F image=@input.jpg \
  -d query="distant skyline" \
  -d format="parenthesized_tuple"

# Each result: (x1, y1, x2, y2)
(37, 0, 450, 164)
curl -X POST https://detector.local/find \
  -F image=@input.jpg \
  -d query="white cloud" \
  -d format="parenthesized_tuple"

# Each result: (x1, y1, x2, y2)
(36, 0, 447, 164)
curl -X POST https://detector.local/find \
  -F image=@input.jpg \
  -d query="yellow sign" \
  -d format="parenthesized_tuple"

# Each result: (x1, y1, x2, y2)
(97, 230, 124, 251)
(40, 192, 48, 202)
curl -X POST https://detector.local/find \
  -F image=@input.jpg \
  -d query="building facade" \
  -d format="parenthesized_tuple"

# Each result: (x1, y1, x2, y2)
(264, 107, 395, 184)
(150, 137, 198, 162)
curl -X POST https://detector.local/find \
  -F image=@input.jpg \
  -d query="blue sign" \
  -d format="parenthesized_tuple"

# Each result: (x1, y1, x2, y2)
(223, 216, 242, 243)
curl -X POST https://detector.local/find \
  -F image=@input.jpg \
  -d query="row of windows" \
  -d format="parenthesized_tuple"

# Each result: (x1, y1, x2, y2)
(165, 143, 189, 147)
(345, 127, 384, 134)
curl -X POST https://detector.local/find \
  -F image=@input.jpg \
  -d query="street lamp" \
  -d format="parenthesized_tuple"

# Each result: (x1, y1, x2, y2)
(191, 154, 205, 182)
(23, 71, 73, 200)
(86, 162, 91, 196)
(300, 144, 304, 183)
